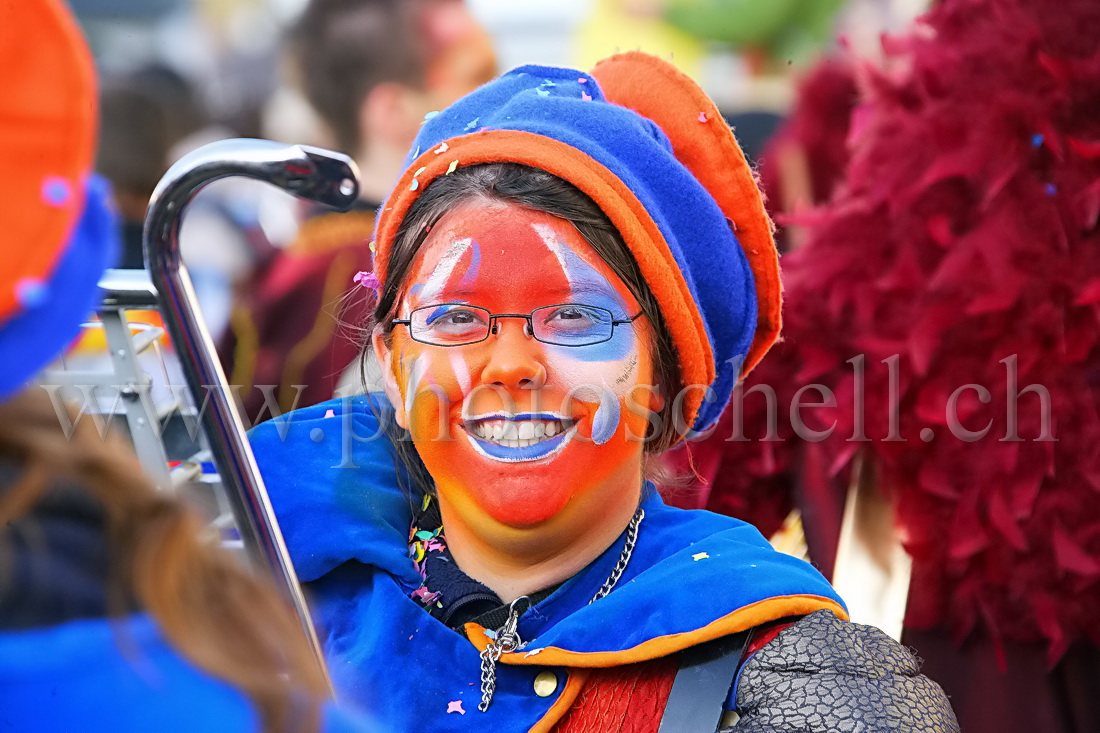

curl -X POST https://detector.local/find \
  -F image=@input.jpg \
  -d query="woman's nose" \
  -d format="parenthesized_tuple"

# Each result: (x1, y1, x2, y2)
(480, 318, 547, 390)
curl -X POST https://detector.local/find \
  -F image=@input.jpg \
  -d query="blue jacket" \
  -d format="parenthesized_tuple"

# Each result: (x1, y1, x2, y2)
(0, 613, 370, 732)
(250, 395, 846, 731)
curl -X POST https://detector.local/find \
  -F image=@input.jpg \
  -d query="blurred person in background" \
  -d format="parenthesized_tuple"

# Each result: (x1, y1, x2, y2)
(96, 64, 270, 341)
(220, 0, 496, 424)
(672, 0, 1100, 731)
(0, 3, 371, 730)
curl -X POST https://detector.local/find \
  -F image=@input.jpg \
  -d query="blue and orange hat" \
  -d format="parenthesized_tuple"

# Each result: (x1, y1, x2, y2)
(0, 0, 118, 400)
(372, 52, 780, 437)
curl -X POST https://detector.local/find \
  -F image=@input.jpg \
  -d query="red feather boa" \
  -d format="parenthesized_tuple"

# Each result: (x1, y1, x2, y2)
(670, 0, 1100, 665)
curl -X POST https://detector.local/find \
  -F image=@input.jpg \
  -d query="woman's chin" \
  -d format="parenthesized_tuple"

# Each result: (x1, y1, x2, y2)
(466, 475, 574, 529)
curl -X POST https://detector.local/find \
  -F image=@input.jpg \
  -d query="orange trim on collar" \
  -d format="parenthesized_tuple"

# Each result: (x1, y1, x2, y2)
(528, 669, 590, 733)
(592, 52, 781, 376)
(373, 130, 715, 429)
(463, 594, 846, 670)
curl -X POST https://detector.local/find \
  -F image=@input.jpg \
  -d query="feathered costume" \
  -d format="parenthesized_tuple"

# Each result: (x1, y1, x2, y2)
(678, 0, 1100, 728)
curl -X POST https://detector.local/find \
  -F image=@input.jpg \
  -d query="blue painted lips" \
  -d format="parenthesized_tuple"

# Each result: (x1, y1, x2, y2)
(463, 412, 576, 463)
(467, 429, 570, 462)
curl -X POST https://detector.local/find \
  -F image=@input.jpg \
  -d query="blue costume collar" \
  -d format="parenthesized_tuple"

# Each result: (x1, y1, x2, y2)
(250, 394, 845, 660)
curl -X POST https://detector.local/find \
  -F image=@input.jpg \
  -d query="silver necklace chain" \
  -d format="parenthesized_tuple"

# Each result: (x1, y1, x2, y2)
(478, 508, 645, 712)
(588, 508, 644, 605)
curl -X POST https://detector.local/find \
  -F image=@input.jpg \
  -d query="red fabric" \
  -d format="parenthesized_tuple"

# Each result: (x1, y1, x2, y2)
(551, 654, 680, 733)
(904, 626, 1100, 733)
(745, 619, 797, 659)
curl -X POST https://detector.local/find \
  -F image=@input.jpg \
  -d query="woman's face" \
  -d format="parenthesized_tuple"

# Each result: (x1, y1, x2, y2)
(377, 199, 661, 535)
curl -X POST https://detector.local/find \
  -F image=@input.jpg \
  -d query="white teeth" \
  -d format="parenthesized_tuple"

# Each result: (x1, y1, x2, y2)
(470, 419, 570, 446)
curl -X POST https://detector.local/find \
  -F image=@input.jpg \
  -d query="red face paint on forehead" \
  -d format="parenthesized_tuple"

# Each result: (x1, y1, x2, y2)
(405, 199, 636, 314)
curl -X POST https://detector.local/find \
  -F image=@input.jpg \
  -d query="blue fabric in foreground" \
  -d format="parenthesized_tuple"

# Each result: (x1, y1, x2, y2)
(389, 64, 759, 432)
(251, 395, 845, 731)
(0, 614, 371, 732)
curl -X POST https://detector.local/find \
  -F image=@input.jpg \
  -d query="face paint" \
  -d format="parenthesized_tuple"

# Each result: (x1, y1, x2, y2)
(385, 200, 659, 533)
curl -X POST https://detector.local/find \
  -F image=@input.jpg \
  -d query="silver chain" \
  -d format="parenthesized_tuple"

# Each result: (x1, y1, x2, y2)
(477, 508, 644, 712)
(589, 508, 644, 605)
(478, 597, 525, 712)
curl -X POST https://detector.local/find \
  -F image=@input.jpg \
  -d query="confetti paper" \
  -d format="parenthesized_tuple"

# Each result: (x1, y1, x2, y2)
(697, 112, 708, 123)
(15, 278, 47, 308)
(435, 142, 450, 154)
(692, 552, 709, 561)
(352, 271, 380, 289)
(447, 701, 465, 715)
(41, 177, 70, 207)
(446, 159, 459, 175)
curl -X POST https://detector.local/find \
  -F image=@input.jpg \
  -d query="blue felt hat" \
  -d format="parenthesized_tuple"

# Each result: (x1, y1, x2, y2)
(373, 53, 781, 437)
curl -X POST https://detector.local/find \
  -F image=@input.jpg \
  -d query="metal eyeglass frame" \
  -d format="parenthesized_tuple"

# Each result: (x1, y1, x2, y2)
(392, 303, 644, 347)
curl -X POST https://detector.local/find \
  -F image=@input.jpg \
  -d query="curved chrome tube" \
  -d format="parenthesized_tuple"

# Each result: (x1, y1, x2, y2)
(144, 139, 360, 687)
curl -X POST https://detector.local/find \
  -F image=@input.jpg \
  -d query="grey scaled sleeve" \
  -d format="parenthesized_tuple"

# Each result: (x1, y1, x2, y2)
(730, 610, 959, 732)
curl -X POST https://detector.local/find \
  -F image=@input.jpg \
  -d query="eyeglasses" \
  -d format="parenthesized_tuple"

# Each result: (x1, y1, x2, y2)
(392, 303, 644, 347)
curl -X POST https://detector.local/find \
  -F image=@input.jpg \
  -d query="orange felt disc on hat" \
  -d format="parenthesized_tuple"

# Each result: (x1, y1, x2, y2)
(0, 0, 97, 322)
(591, 52, 781, 376)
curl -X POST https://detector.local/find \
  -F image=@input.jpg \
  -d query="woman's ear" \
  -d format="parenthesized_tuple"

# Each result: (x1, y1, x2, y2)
(372, 327, 409, 430)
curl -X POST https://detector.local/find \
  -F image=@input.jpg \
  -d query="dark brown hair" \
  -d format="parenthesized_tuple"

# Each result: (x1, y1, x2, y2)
(288, 0, 433, 154)
(368, 163, 685, 490)
(0, 389, 329, 732)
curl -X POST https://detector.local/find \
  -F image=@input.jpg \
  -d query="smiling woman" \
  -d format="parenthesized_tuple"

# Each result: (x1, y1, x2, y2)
(250, 52, 959, 732)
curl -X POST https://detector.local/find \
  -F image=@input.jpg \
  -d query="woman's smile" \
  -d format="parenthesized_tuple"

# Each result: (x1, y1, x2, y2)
(462, 412, 578, 462)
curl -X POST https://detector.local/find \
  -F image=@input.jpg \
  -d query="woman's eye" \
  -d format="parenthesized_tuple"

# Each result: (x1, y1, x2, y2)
(442, 311, 476, 325)
(545, 306, 602, 330)
(423, 306, 487, 335)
